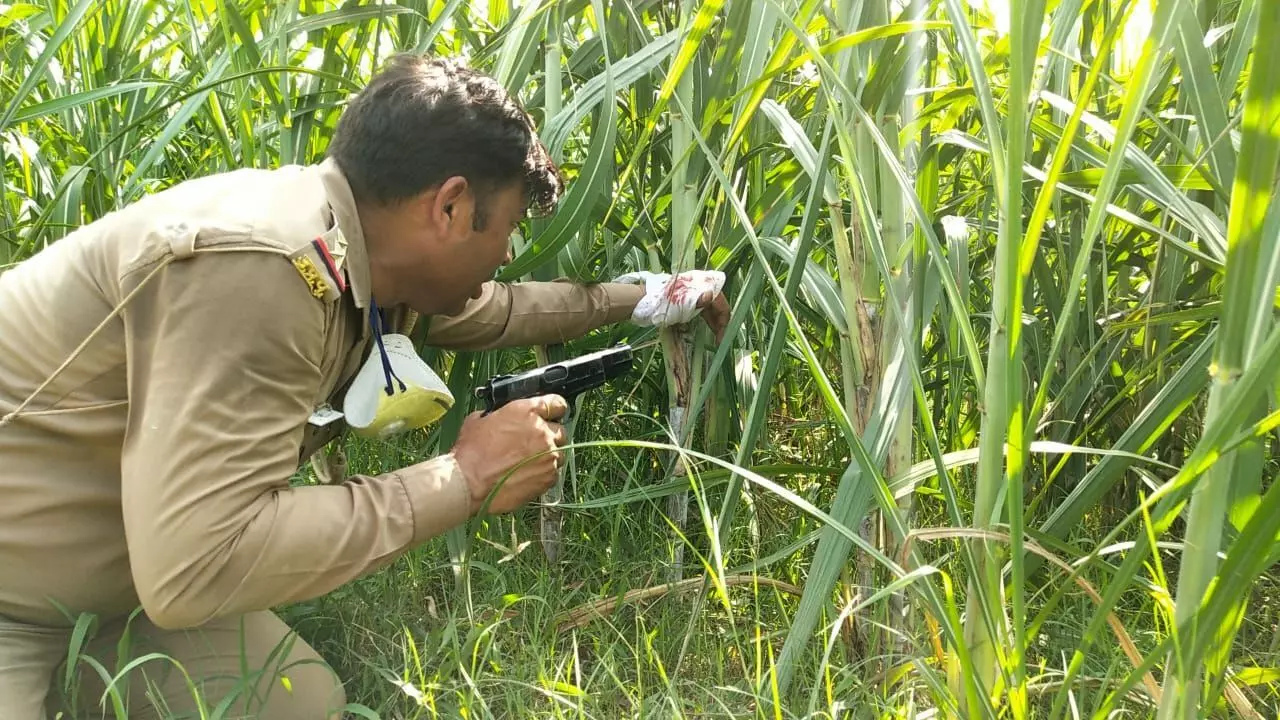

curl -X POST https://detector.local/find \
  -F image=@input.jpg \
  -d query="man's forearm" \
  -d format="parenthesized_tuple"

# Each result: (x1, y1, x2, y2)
(423, 280, 644, 351)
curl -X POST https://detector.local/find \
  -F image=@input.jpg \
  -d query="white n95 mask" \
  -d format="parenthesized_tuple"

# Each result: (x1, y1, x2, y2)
(343, 330, 455, 439)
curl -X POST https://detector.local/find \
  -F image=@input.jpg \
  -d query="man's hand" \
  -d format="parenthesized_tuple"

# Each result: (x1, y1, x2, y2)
(449, 395, 568, 515)
(695, 290, 730, 343)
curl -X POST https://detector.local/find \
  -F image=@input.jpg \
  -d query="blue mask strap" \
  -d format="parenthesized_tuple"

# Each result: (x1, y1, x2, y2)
(369, 298, 407, 396)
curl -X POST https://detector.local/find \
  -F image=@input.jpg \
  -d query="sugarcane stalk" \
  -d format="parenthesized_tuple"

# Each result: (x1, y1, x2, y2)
(830, 0, 882, 656)
(1159, 3, 1279, 714)
(878, 111, 914, 669)
(536, 3, 567, 563)
(884, 0, 927, 667)
(653, 0, 701, 585)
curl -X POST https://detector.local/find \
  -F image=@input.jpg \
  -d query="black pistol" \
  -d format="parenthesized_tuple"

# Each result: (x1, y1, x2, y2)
(474, 344, 634, 420)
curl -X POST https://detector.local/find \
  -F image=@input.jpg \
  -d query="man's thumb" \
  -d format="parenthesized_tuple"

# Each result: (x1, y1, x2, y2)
(535, 394, 569, 420)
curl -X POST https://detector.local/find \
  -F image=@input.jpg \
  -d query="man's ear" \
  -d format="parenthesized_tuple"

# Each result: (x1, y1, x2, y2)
(433, 176, 470, 230)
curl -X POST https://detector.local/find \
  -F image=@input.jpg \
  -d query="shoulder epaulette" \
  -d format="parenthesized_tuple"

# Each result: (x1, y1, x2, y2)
(288, 227, 348, 302)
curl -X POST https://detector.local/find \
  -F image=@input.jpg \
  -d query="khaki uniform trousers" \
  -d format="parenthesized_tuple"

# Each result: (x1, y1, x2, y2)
(0, 610, 346, 719)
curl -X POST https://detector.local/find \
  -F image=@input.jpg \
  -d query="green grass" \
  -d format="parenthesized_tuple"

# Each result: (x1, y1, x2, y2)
(5, 0, 1280, 717)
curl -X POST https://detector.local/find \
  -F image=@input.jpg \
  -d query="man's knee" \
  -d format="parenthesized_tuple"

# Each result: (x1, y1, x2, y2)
(68, 610, 346, 719)
(0, 615, 67, 720)
(240, 623, 348, 720)
(221, 618, 348, 720)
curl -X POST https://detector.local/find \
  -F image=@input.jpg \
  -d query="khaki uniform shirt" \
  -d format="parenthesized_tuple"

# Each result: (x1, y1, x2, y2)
(0, 158, 643, 630)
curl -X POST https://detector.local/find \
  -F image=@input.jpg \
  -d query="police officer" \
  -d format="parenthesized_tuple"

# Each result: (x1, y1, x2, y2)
(0, 54, 729, 718)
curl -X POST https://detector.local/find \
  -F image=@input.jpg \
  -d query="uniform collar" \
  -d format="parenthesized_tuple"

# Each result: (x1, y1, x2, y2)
(317, 157, 372, 312)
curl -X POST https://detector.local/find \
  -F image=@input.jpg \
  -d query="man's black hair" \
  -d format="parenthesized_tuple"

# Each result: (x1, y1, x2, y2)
(327, 54, 563, 229)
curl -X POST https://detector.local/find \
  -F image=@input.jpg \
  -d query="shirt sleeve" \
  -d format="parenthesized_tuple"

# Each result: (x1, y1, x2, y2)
(117, 247, 473, 630)
(424, 279, 645, 350)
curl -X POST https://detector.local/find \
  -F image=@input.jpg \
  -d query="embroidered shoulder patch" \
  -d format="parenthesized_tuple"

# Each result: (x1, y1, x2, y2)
(291, 254, 332, 300)
(288, 247, 337, 303)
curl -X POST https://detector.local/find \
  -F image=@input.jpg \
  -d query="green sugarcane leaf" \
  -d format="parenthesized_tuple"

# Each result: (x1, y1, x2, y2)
(0, 0, 98, 132)
(497, 65, 617, 281)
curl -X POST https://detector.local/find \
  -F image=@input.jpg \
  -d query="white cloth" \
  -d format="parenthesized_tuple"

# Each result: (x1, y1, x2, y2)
(612, 270, 725, 327)
(343, 333, 455, 438)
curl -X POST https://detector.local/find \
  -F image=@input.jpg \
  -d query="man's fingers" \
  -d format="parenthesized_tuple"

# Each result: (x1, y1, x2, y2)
(547, 421, 567, 447)
(716, 296, 730, 342)
(695, 291, 730, 343)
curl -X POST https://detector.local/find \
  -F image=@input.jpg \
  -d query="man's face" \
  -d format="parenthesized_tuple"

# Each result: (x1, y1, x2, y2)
(403, 178, 526, 317)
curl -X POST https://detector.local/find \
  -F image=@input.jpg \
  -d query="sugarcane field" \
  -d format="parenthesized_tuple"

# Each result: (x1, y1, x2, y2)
(2, 0, 1279, 717)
